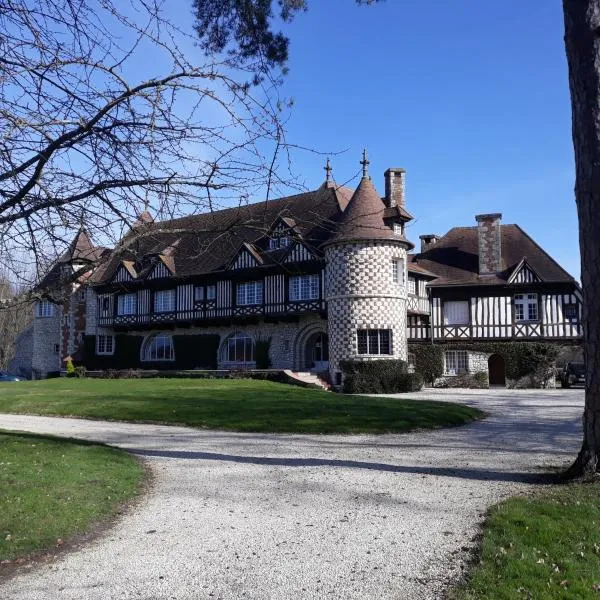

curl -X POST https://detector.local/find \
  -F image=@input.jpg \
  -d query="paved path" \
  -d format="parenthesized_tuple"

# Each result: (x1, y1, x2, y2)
(0, 388, 585, 600)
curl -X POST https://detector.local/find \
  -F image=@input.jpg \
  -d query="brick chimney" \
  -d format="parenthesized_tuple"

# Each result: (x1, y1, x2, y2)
(419, 234, 439, 253)
(384, 168, 405, 208)
(475, 213, 502, 274)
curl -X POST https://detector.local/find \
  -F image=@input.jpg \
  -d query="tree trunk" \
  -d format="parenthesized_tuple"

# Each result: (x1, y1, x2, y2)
(563, 1, 600, 477)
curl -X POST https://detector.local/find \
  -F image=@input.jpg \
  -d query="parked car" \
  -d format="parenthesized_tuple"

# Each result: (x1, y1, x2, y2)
(560, 362, 586, 388)
(0, 371, 24, 382)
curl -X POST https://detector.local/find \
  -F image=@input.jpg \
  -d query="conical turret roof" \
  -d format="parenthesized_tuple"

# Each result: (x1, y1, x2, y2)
(326, 176, 412, 246)
(62, 228, 98, 262)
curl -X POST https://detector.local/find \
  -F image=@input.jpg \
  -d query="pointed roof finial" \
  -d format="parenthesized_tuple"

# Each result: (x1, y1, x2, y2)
(360, 148, 370, 179)
(324, 157, 332, 183)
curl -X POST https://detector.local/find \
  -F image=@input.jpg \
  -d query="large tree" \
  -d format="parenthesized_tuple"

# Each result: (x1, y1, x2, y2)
(191, 0, 600, 477)
(0, 0, 291, 295)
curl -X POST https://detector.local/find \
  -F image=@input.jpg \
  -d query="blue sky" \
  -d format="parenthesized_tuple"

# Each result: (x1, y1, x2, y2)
(272, 1, 579, 278)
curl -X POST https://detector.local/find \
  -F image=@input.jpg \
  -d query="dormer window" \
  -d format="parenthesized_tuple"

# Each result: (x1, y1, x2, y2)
(268, 236, 291, 250)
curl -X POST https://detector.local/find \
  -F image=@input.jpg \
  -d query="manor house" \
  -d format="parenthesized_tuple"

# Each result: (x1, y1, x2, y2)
(11, 157, 583, 386)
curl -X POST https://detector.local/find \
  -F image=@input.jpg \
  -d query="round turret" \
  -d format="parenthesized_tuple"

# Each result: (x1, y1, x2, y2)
(324, 162, 413, 385)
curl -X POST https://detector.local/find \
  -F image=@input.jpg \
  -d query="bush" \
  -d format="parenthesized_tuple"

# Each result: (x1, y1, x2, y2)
(340, 359, 416, 394)
(436, 372, 488, 389)
(65, 357, 76, 377)
(410, 345, 444, 385)
(472, 370, 489, 388)
(74, 366, 87, 378)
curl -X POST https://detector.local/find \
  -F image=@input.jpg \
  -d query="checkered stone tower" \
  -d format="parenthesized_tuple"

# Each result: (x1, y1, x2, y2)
(324, 153, 414, 384)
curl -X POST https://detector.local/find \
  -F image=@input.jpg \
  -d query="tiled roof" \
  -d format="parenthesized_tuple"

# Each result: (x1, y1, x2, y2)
(92, 184, 354, 284)
(326, 176, 413, 247)
(409, 224, 577, 286)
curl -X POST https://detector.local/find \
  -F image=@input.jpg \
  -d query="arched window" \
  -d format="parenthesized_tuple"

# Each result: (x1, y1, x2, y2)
(142, 334, 175, 362)
(223, 333, 255, 363)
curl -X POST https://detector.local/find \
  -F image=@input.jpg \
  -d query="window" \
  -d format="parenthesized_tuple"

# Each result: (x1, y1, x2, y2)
(514, 294, 538, 322)
(54, 344, 60, 353)
(78, 289, 86, 301)
(236, 281, 263, 306)
(443, 301, 470, 325)
(63, 316, 69, 327)
(154, 289, 175, 313)
(117, 293, 137, 315)
(289, 274, 319, 301)
(206, 285, 216, 301)
(268, 236, 291, 250)
(36, 300, 55, 318)
(445, 350, 468, 375)
(96, 335, 114, 355)
(142, 334, 175, 361)
(194, 286, 204, 302)
(357, 329, 392, 355)
(101, 297, 110, 312)
(392, 258, 405, 286)
(564, 303, 578, 320)
(224, 333, 255, 362)
(408, 277, 416, 295)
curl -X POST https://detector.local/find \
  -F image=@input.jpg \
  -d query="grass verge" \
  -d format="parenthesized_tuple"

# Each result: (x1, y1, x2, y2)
(450, 481, 600, 600)
(0, 378, 482, 433)
(0, 431, 144, 561)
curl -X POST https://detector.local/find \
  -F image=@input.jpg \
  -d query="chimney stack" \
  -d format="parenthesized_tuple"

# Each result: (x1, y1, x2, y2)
(419, 234, 439, 253)
(475, 213, 502, 274)
(384, 168, 405, 208)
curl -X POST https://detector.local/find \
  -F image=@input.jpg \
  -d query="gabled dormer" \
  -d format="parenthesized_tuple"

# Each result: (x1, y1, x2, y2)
(283, 241, 318, 263)
(228, 242, 264, 270)
(264, 216, 301, 251)
(112, 260, 137, 283)
(147, 255, 175, 279)
(507, 257, 543, 285)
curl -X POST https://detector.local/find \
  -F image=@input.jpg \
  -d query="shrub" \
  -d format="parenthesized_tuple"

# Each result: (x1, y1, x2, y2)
(340, 359, 413, 394)
(74, 366, 87, 378)
(472, 370, 489, 388)
(65, 356, 76, 377)
(410, 345, 444, 386)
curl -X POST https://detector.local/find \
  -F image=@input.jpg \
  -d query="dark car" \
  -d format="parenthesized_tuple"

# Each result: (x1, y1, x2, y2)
(0, 371, 24, 382)
(560, 362, 586, 388)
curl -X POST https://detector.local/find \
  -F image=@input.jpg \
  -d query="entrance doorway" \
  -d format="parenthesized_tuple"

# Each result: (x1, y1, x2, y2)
(488, 354, 506, 386)
(305, 332, 329, 371)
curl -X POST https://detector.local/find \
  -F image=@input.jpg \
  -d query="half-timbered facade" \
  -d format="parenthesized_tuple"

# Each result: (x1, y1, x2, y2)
(12, 161, 582, 386)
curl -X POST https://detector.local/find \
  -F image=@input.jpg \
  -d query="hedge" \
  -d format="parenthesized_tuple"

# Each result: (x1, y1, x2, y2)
(340, 359, 423, 394)
(410, 345, 444, 385)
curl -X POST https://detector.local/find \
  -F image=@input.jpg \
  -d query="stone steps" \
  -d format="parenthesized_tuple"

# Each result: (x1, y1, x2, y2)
(287, 371, 331, 391)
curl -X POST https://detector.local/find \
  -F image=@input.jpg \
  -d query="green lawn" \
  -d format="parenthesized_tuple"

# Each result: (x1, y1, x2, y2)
(0, 431, 144, 561)
(451, 482, 600, 600)
(0, 378, 482, 433)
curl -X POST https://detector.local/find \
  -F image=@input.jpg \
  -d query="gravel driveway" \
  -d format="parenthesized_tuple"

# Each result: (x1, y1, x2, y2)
(0, 388, 585, 600)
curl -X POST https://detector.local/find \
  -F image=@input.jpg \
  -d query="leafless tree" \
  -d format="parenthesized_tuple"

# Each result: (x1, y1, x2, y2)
(0, 273, 32, 370)
(0, 0, 293, 294)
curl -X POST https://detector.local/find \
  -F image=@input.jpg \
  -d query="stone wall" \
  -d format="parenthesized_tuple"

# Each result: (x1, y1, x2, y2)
(9, 324, 34, 378)
(325, 241, 408, 380)
(31, 308, 61, 378)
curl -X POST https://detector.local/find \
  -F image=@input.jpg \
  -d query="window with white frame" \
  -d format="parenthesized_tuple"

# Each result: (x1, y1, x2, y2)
(154, 289, 175, 313)
(392, 258, 405, 286)
(236, 281, 263, 306)
(36, 300, 55, 318)
(194, 286, 204, 302)
(268, 236, 291, 250)
(142, 334, 175, 361)
(408, 276, 416, 295)
(117, 293, 137, 315)
(224, 333, 255, 362)
(514, 294, 538, 322)
(357, 329, 392, 355)
(206, 285, 216, 301)
(96, 335, 114, 355)
(443, 300, 470, 325)
(289, 274, 319, 301)
(445, 350, 468, 375)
